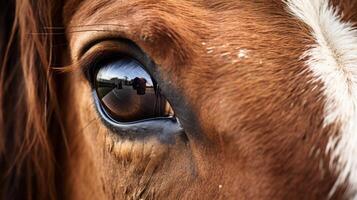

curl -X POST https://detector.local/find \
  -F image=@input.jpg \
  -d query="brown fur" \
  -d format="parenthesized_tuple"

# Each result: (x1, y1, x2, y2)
(1, 0, 356, 199)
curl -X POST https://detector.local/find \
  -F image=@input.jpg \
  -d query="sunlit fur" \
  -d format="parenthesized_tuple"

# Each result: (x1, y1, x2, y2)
(1, 0, 357, 199)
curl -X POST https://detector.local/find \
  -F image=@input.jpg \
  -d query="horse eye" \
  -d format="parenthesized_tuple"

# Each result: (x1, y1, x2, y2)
(94, 57, 174, 123)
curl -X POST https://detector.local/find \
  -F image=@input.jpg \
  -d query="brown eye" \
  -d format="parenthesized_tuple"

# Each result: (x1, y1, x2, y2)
(95, 57, 174, 122)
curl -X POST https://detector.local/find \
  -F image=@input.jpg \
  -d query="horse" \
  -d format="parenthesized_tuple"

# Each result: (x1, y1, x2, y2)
(1, 0, 357, 199)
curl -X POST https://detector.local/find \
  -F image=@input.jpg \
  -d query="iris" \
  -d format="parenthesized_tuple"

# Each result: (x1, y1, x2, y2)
(94, 57, 174, 123)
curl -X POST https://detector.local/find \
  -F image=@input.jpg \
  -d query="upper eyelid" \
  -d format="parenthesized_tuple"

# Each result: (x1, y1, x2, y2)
(79, 39, 131, 62)
(73, 40, 144, 72)
(75, 40, 157, 85)
(78, 37, 130, 59)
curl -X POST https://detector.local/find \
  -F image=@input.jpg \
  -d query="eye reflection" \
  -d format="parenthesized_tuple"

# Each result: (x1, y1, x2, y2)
(95, 57, 174, 122)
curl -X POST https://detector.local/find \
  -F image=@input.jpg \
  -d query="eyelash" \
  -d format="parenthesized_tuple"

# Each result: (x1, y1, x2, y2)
(82, 52, 129, 85)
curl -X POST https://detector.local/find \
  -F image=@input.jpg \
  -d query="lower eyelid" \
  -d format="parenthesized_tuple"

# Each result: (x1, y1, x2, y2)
(92, 91, 184, 140)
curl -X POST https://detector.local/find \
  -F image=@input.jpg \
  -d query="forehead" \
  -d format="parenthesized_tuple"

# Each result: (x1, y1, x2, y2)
(64, 0, 286, 25)
(63, 0, 300, 62)
(64, 0, 284, 15)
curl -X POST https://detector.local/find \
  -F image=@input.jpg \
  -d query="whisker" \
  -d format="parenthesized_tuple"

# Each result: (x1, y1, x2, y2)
(28, 29, 124, 35)
(27, 32, 66, 35)
(43, 24, 126, 29)
(67, 29, 123, 34)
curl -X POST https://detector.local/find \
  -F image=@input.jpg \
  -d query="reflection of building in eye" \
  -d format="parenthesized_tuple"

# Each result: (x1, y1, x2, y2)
(110, 78, 123, 89)
(132, 77, 147, 95)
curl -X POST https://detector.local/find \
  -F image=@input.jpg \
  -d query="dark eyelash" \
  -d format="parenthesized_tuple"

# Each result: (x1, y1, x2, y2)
(77, 40, 151, 83)
(81, 51, 121, 85)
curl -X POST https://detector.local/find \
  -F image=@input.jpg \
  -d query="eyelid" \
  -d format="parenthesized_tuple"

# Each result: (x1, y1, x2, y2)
(94, 96, 185, 140)
(80, 39, 147, 62)
(76, 40, 153, 83)
(78, 40, 138, 68)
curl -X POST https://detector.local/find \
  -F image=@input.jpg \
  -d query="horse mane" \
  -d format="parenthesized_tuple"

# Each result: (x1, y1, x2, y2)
(0, 0, 65, 199)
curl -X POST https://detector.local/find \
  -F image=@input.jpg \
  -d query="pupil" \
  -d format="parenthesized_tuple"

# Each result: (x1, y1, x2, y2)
(95, 57, 171, 122)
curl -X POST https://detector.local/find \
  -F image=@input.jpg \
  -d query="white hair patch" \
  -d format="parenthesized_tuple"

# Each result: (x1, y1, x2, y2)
(286, 0, 357, 198)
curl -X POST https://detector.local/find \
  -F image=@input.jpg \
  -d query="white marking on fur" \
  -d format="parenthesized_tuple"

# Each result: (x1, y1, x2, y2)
(237, 49, 248, 59)
(287, 0, 357, 198)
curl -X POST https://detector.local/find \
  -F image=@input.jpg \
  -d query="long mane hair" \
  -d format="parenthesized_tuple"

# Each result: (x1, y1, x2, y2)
(0, 0, 65, 199)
